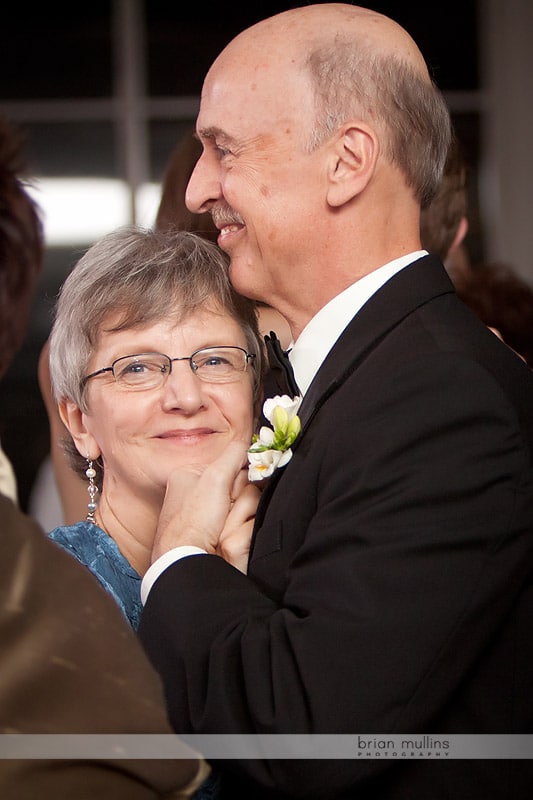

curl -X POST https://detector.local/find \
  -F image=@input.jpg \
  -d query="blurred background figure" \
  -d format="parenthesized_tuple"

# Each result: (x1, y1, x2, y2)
(420, 135, 533, 366)
(155, 129, 218, 242)
(453, 261, 533, 367)
(420, 136, 470, 280)
(0, 117, 43, 503)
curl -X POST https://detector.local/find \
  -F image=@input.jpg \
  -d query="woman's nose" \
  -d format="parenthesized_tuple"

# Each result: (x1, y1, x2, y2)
(160, 362, 207, 413)
(185, 151, 221, 214)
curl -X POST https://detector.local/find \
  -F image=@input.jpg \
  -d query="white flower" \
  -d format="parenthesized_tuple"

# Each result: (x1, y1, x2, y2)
(247, 448, 293, 481)
(263, 394, 302, 425)
(254, 426, 276, 447)
(248, 394, 302, 482)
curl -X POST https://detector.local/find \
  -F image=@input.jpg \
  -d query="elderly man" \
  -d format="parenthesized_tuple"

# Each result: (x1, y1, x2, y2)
(139, 5, 533, 798)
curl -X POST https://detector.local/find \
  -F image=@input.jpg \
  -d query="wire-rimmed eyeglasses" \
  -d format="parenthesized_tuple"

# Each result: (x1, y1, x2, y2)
(82, 346, 256, 391)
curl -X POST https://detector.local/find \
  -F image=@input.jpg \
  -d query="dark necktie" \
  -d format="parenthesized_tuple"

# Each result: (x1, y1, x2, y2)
(264, 330, 300, 397)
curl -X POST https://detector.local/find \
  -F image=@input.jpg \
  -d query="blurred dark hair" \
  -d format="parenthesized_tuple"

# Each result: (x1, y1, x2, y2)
(455, 262, 533, 368)
(155, 129, 272, 316)
(0, 118, 43, 378)
(420, 136, 468, 261)
(155, 128, 218, 242)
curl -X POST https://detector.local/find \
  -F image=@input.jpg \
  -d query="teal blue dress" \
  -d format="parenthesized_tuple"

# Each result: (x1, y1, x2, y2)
(48, 520, 143, 628)
(48, 520, 221, 800)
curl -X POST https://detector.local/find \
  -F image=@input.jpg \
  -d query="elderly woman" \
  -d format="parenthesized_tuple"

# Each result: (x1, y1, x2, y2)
(47, 226, 264, 632)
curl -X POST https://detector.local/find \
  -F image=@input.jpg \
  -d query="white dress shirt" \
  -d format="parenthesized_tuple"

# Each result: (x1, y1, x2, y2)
(289, 251, 427, 395)
(141, 251, 427, 604)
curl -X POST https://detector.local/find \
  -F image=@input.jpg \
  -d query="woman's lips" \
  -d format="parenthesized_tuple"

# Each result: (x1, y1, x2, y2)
(158, 428, 215, 441)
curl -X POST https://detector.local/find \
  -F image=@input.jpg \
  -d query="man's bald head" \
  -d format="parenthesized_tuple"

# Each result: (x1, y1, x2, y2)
(206, 3, 451, 207)
(233, 3, 430, 82)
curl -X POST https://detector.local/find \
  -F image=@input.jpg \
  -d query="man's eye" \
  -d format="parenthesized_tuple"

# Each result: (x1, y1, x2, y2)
(215, 144, 232, 158)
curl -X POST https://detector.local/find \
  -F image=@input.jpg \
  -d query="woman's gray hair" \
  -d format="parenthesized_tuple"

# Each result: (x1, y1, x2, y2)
(50, 225, 264, 412)
(305, 40, 452, 208)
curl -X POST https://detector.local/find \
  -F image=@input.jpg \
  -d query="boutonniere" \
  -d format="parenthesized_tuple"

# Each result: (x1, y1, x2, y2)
(248, 394, 302, 482)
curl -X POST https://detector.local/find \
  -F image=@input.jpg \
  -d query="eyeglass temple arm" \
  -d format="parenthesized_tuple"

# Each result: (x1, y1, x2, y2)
(82, 366, 114, 385)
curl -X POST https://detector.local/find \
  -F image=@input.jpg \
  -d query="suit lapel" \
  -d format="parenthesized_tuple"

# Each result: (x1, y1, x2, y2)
(253, 255, 455, 531)
(297, 255, 455, 430)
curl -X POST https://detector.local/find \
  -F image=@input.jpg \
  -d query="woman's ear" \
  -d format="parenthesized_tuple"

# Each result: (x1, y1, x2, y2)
(326, 123, 379, 208)
(58, 399, 100, 460)
(449, 215, 469, 254)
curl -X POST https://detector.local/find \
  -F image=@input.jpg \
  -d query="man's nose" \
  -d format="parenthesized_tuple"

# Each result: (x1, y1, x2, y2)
(186, 151, 221, 214)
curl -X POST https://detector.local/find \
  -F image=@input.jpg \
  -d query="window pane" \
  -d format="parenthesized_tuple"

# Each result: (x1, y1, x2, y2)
(149, 119, 196, 182)
(21, 121, 117, 178)
(0, 3, 113, 99)
(373, 1, 479, 91)
(145, 2, 479, 96)
(146, 4, 300, 96)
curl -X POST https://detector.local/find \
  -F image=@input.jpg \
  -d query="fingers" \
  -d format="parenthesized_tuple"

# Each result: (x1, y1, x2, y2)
(216, 520, 254, 574)
(152, 440, 250, 562)
(228, 482, 261, 523)
(217, 483, 260, 573)
(230, 465, 252, 503)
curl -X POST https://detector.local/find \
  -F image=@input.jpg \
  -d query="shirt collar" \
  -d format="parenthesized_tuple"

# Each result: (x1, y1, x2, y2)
(289, 251, 427, 396)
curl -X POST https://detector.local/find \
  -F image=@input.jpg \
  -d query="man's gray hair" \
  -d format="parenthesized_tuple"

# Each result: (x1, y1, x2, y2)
(305, 40, 452, 208)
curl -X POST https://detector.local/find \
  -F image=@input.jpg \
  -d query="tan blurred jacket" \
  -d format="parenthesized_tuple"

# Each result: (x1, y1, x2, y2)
(0, 492, 209, 800)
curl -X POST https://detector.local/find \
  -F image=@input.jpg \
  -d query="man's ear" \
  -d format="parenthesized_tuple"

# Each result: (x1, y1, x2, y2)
(326, 123, 379, 208)
(59, 399, 100, 460)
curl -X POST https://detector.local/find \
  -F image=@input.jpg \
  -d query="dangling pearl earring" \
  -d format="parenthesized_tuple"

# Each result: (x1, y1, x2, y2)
(85, 457, 98, 523)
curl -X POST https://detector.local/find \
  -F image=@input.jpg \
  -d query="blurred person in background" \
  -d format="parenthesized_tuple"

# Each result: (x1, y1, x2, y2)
(420, 135, 533, 366)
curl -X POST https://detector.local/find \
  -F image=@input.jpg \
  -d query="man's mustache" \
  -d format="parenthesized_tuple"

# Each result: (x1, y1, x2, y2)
(211, 205, 245, 227)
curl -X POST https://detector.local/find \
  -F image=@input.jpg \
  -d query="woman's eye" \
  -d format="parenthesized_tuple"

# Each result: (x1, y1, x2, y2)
(121, 360, 165, 377)
(122, 362, 149, 376)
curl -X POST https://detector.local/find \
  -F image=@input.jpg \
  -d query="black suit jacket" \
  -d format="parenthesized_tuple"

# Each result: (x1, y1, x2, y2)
(0, 493, 207, 800)
(140, 256, 533, 798)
